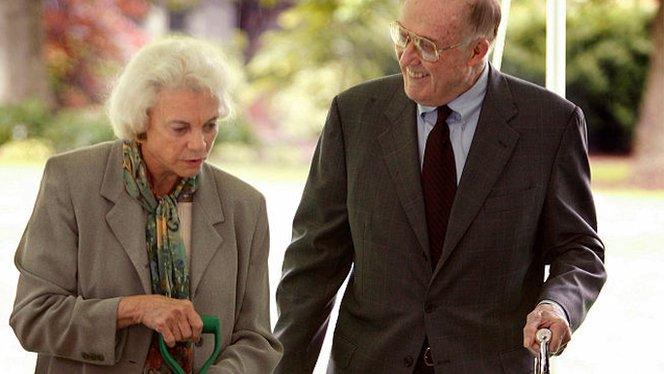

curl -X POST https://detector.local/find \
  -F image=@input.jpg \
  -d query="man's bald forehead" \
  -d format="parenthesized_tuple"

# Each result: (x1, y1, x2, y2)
(399, 0, 500, 41)
(399, 0, 500, 25)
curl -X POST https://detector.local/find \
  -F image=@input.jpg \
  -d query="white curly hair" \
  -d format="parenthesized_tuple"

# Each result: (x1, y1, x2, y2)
(107, 36, 232, 140)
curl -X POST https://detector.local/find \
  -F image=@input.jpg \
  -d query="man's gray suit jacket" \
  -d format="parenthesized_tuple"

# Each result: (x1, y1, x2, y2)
(274, 66, 606, 373)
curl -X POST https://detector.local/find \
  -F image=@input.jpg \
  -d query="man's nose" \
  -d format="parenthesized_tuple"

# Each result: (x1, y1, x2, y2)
(398, 41, 421, 67)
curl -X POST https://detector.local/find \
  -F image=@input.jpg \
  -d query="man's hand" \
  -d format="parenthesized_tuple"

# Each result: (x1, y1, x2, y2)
(117, 295, 203, 347)
(523, 303, 571, 356)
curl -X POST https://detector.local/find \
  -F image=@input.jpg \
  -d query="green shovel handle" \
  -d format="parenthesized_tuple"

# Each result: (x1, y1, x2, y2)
(158, 315, 221, 374)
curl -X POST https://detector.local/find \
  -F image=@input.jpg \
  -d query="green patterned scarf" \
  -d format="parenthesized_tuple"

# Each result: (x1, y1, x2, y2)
(122, 140, 197, 373)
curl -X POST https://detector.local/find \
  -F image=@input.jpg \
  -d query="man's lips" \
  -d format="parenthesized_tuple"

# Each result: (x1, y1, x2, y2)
(406, 67, 429, 79)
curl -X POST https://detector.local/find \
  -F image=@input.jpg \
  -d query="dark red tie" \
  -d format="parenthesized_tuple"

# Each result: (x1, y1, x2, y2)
(422, 105, 456, 269)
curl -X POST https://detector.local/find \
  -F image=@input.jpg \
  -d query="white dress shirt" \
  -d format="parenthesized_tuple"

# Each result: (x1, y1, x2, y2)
(416, 63, 489, 182)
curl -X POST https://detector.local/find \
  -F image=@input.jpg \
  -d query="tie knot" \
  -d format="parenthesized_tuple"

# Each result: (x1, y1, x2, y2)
(436, 105, 452, 126)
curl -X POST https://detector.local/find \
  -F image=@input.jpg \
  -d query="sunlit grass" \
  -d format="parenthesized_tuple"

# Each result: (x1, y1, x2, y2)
(598, 188, 664, 199)
(210, 160, 308, 183)
(2, 144, 662, 197)
(0, 157, 309, 183)
(590, 156, 631, 186)
(0, 140, 311, 182)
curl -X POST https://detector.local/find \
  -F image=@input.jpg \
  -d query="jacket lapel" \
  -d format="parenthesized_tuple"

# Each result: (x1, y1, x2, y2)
(432, 66, 520, 279)
(101, 141, 152, 294)
(377, 86, 431, 260)
(189, 164, 224, 297)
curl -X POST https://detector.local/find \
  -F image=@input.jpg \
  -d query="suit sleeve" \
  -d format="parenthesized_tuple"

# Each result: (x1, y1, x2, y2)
(210, 197, 283, 373)
(538, 106, 607, 330)
(273, 96, 355, 373)
(9, 158, 127, 365)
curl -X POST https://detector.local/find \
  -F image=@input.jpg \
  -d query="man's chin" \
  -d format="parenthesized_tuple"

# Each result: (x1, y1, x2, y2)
(404, 85, 432, 106)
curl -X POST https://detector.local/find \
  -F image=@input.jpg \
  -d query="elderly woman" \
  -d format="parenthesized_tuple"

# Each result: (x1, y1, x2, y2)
(10, 37, 282, 373)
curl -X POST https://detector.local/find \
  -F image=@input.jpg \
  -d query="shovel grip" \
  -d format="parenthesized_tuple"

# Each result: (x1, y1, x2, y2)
(158, 314, 221, 374)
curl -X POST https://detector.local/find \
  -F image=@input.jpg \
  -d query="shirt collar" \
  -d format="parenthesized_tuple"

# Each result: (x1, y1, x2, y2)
(416, 62, 489, 122)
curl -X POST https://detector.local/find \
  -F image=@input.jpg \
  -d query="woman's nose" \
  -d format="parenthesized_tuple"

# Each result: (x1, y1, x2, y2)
(188, 132, 207, 152)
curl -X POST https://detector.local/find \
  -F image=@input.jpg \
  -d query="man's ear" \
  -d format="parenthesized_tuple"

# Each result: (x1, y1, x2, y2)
(467, 38, 490, 67)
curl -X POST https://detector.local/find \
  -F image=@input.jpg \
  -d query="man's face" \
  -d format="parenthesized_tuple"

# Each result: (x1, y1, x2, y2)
(397, 0, 474, 106)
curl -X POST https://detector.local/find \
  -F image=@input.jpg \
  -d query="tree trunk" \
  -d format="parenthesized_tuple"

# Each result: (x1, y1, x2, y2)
(168, 9, 189, 31)
(0, 0, 53, 106)
(236, 0, 293, 59)
(633, 0, 664, 188)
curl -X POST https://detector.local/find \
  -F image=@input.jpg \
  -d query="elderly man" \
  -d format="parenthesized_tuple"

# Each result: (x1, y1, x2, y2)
(274, 0, 606, 372)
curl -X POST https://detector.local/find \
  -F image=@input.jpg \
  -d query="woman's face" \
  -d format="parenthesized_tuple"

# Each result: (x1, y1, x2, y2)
(141, 87, 220, 190)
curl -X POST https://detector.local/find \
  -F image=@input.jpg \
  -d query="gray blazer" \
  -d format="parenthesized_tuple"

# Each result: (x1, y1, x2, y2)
(10, 141, 282, 373)
(274, 66, 606, 373)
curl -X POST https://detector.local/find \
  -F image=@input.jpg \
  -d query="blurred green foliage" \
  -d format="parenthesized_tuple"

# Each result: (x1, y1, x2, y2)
(250, 0, 656, 153)
(0, 101, 114, 152)
(501, 0, 654, 153)
(0, 99, 255, 154)
(249, 0, 400, 138)
(212, 37, 260, 146)
(0, 101, 52, 145)
(218, 116, 258, 145)
(1, 0, 656, 158)
(42, 108, 115, 152)
(0, 36, 257, 154)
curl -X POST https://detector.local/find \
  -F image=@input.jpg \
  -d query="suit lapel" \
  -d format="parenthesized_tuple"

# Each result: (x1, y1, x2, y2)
(377, 86, 431, 260)
(189, 164, 224, 297)
(101, 141, 152, 294)
(432, 67, 520, 279)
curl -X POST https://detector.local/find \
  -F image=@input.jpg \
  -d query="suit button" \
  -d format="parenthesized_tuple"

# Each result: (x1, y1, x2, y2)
(403, 355, 414, 367)
(425, 303, 436, 313)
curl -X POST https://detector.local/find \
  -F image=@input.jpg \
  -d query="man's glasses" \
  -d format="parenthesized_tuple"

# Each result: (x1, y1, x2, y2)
(389, 21, 466, 62)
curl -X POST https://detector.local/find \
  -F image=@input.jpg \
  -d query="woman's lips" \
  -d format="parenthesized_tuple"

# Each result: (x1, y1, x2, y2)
(183, 158, 204, 167)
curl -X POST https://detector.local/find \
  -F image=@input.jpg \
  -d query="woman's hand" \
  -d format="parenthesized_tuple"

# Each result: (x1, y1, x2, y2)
(117, 295, 203, 347)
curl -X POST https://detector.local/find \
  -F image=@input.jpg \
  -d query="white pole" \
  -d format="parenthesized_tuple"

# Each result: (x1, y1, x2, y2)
(491, 0, 512, 70)
(491, 0, 511, 70)
(546, 0, 566, 98)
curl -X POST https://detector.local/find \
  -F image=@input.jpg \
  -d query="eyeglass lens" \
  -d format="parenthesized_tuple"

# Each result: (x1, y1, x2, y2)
(390, 22, 438, 61)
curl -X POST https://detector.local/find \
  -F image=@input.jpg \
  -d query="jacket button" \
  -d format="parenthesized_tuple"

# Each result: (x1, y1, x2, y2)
(425, 303, 436, 313)
(403, 355, 414, 367)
